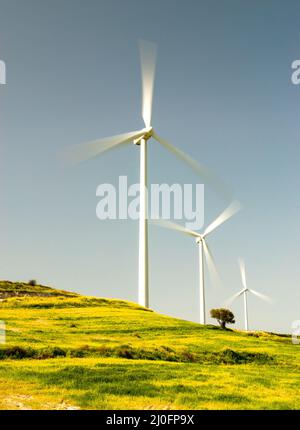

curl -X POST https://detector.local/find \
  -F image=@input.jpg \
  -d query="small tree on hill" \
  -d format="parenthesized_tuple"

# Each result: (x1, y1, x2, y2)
(28, 279, 37, 286)
(210, 308, 235, 329)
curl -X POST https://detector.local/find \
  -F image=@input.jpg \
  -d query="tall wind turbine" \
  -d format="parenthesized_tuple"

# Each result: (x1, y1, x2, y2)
(64, 40, 231, 309)
(225, 258, 271, 331)
(152, 200, 241, 324)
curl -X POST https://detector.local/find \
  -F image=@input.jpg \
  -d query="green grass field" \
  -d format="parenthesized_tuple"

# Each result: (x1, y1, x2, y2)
(0, 281, 299, 410)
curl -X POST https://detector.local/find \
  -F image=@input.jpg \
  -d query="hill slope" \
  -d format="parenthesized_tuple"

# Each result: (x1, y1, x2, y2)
(0, 280, 78, 298)
(0, 282, 299, 410)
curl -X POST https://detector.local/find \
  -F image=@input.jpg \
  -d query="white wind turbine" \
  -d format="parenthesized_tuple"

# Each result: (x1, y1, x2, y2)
(64, 40, 231, 309)
(225, 258, 271, 331)
(152, 200, 241, 324)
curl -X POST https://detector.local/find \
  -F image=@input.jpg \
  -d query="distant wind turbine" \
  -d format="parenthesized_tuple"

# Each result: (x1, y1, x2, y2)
(64, 40, 231, 309)
(152, 200, 241, 324)
(225, 258, 271, 331)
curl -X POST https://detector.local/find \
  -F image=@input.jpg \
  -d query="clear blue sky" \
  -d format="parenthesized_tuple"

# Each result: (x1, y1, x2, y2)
(0, 0, 299, 333)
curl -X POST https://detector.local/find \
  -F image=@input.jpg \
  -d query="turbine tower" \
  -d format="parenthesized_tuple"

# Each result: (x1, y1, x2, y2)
(225, 258, 271, 331)
(64, 40, 231, 308)
(153, 201, 241, 323)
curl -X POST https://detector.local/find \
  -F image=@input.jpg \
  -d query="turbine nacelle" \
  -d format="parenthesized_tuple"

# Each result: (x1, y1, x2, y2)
(133, 127, 153, 145)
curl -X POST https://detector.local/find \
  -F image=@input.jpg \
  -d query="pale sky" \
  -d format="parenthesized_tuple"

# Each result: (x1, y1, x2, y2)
(0, 0, 299, 333)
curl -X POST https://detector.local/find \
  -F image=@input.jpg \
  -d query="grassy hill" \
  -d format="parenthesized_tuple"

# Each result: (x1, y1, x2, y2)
(0, 281, 299, 410)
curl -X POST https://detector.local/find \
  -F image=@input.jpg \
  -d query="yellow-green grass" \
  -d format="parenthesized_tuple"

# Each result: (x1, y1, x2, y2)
(0, 358, 299, 410)
(0, 282, 299, 409)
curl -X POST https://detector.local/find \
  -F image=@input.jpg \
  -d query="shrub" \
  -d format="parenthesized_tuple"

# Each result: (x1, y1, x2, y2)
(36, 347, 66, 359)
(117, 346, 134, 359)
(28, 279, 37, 286)
(0, 346, 35, 359)
(215, 348, 272, 364)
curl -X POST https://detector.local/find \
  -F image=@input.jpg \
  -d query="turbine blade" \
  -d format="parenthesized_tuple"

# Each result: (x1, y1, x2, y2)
(152, 131, 233, 200)
(224, 289, 244, 306)
(248, 289, 272, 303)
(139, 39, 157, 128)
(202, 239, 221, 288)
(203, 200, 242, 237)
(63, 130, 145, 164)
(151, 219, 200, 238)
(238, 258, 247, 290)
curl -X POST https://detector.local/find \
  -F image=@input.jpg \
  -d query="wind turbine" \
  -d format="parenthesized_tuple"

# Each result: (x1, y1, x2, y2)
(152, 200, 241, 324)
(64, 40, 231, 309)
(225, 258, 271, 331)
